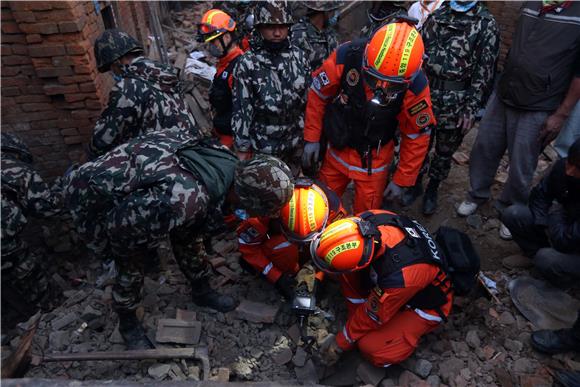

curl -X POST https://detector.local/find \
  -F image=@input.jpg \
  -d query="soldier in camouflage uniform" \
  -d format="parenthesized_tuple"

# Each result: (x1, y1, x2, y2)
(89, 29, 198, 159)
(64, 129, 294, 349)
(291, 1, 340, 71)
(232, 1, 311, 176)
(360, 1, 409, 38)
(401, 0, 499, 215)
(1, 133, 62, 309)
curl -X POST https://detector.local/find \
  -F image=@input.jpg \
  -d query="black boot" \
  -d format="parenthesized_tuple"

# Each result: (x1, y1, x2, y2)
(422, 179, 440, 215)
(118, 310, 154, 350)
(531, 328, 580, 354)
(191, 279, 237, 312)
(401, 180, 423, 207)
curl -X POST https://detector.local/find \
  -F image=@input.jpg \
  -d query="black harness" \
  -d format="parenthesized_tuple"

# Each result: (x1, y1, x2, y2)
(209, 56, 240, 136)
(360, 211, 452, 320)
(323, 39, 405, 173)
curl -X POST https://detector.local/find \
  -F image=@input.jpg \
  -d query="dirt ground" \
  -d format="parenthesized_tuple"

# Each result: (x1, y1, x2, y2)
(2, 3, 578, 385)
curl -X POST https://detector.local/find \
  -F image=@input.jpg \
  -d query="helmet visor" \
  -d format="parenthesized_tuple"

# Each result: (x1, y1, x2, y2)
(197, 23, 226, 43)
(363, 69, 410, 95)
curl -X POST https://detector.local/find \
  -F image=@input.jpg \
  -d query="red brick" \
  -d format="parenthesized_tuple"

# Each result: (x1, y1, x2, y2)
(1, 21, 21, 34)
(0, 34, 26, 44)
(70, 109, 99, 119)
(4, 110, 59, 122)
(25, 34, 42, 44)
(52, 1, 75, 9)
(43, 83, 79, 95)
(85, 99, 102, 110)
(52, 56, 74, 66)
(58, 74, 92, 85)
(44, 32, 83, 43)
(1, 45, 12, 55)
(61, 101, 85, 110)
(34, 8, 75, 21)
(19, 22, 58, 35)
(1, 9, 12, 21)
(74, 64, 92, 74)
(60, 128, 79, 136)
(58, 19, 85, 33)
(63, 135, 83, 145)
(9, 1, 53, 11)
(30, 119, 60, 130)
(12, 11, 36, 23)
(21, 102, 53, 112)
(1, 67, 20, 76)
(28, 44, 65, 57)
(15, 95, 50, 103)
(2, 97, 16, 108)
(64, 93, 94, 102)
(2, 55, 31, 65)
(11, 44, 28, 55)
(19, 65, 36, 76)
(31, 57, 52, 67)
(1, 87, 21, 97)
(66, 42, 90, 55)
(1, 76, 28, 87)
(36, 66, 73, 78)
(79, 82, 96, 93)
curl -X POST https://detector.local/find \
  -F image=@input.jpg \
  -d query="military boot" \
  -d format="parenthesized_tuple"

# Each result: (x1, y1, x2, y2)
(422, 179, 440, 215)
(191, 278, 237, 312)
(401, 179, 423, 207)
(118, 310, 154, 350)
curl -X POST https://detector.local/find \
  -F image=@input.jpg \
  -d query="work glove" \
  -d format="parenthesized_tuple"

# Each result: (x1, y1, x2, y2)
(275, 273, 296, 300)
(383, 181, 403, 201)
(302, 142, 320, 169)
(319, 334, 343, 366)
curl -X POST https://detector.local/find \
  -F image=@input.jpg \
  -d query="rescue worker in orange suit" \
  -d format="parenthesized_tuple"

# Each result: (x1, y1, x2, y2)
(311, 210, 453, 367)
(198, 9, 244, 148)
(302, 21, 435, 213)
(237, 178, 347, 299)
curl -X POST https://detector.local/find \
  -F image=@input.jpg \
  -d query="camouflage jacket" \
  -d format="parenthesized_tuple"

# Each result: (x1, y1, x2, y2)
(422, 4, 500, 121)
(65, 130, 211, 256)
(360, 8, 409, 38)
(291, 18, 339, 71)
(1, 155, 62, 249)
(89, 57, 199, 158)
(232, 34, 311, 156)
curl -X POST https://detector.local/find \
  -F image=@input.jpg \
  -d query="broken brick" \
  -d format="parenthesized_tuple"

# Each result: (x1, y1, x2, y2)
(155, 318, 201, 345)
(235, 300, 279, 324)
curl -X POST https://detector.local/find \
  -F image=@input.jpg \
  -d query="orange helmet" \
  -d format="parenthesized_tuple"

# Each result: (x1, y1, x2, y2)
(198, 9, 236, 43)
(310, 217, 380, 273)
(363, 21, 424, 96)
(280, 179, 330, 243)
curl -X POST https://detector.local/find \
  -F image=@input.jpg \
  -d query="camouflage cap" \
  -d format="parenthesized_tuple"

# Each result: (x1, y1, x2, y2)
(1, 132, 33, 163)
(254, 1, 294, 26)
(94, 29, 144, 73)
(234, 154, 294, 217)
(303, 1, 341, 12)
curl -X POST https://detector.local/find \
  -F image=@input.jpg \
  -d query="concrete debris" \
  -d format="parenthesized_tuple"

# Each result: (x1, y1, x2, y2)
(295, 359, 319, 384)
(499, 311, 516, 325)
(155, 318, 201, 345)
(414, 359, 433, 379)
(272, 347, 293, 365)
(452, 151, 470, 165)
(357, 361, 386, 386)
(235, 300, 279, 324)
(148, 363, 171, 380)
(398, 370, 429, 387)
(175, 309, 197, 321)
(292, 347, 307, 367)
(51, 313, 77, 331)
(465, 330, 480, 349)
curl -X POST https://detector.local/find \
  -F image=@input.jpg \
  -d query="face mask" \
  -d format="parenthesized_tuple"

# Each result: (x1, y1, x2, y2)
(234, 209, 249, 221)
(208, 44, 225, 58)
(450, 1, 478, 12)
(112, 73, 123, 82)
(262, 39, 289, 52)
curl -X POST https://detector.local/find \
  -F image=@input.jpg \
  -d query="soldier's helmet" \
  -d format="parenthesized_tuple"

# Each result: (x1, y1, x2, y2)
(254, 1, 294, 26)
(94, 29, 144, 73)
(1, 132, 33, 163)
(234, 154, 294, 217)
(303, 1, 341, 12)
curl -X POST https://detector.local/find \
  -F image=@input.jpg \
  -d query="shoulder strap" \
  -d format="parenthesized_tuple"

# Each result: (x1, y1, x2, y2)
(338, 39, 367, 104)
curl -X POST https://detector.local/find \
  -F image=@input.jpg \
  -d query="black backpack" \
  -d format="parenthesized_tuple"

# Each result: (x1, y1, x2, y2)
(435, 226, 481, 296)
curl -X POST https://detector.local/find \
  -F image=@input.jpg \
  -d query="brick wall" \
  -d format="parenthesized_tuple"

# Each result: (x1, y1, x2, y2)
(486, 1, 524, 71)
(1, 1, 150, 179)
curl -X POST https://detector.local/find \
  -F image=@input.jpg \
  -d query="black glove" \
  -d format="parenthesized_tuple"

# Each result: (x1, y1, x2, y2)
(275, 273, 296, 300)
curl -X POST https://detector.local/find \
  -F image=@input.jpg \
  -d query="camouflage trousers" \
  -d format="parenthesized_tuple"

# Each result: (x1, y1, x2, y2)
(1, 239, 49, 306)
(113, 230, 212, 312)
(419, 113, 465, 183)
